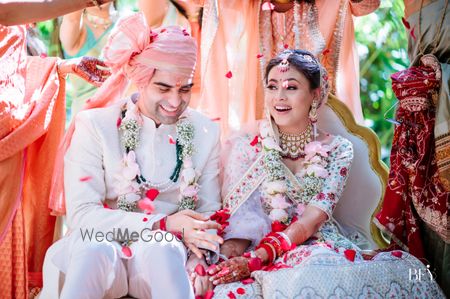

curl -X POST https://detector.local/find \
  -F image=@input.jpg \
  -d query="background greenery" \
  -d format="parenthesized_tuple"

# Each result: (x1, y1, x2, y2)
(36, 0, 409, 164)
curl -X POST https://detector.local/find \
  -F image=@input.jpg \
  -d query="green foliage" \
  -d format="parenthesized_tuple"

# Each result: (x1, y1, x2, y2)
(355, 0, 409, 163)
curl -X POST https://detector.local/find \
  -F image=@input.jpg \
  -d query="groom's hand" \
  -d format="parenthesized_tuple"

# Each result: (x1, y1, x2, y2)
(167, 210, 224, 258)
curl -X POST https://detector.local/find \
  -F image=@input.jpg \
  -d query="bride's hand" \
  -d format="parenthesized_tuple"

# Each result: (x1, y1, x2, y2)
(209, 256, 251, 285)
(57, 57, 111, 86)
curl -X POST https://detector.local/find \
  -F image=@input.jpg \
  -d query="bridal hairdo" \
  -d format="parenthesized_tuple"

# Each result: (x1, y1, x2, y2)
(264, 49, 329, 109)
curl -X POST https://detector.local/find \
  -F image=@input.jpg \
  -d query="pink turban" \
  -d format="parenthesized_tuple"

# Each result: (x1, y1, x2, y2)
(49, 13, 197, 215)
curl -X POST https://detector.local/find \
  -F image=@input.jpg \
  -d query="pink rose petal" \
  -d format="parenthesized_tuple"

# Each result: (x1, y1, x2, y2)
(241, 278, 255, 285)
(143, 217, 148, 222)
(236, 287, 245, 295)
(225, 71, 233, 79)
(122, 246, 132, 257)
(391, 250, 403, 258)
(344, 249, 356, 262)
(204, 290, 214, 299)
(195, 264, 206, 276)
(168, 135, 176, 144)
(79, 176, 92, 182)
(227, 291, 236, 299)
(256, 53, 264, 59)
(145, 189, 160, 201)
(137, 199, 155, 214)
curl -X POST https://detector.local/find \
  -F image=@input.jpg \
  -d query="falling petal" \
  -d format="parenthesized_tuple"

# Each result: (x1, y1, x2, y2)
(410, 27, 416, 40)
(225, 71, 233, 79)
(138, 199, 155, 214)
(168, 135, 176, 144)
(210, 117, 221, 122)
(391, 251, 403, 258)
(79, 176, 92, 182)
(143, 217, 148, 222)
(116, 117, 122, 127)
(145, 189, 160, 201)
(284, 44, 289, 49)
(401, 17, 410, 29)
(322, 48, 331, 56)
(103, 202, 111, 209)
(122, 246, 132, 257)
(250, 135, 259, 147)
(256, 53, 264, 59)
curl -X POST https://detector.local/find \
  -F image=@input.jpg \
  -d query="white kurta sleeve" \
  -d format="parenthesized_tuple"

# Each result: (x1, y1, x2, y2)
(64, 111, 165, 234)
(194, 123, 221, 215)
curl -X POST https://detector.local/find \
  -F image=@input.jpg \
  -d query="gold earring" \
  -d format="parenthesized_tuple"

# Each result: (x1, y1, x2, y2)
(309, 100, 318, 124)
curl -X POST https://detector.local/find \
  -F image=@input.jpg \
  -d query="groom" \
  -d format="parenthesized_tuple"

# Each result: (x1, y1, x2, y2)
(41, 14, 221, 299)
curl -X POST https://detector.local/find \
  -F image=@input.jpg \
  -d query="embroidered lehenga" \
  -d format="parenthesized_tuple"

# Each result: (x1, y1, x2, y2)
(212, 124, 444, 298)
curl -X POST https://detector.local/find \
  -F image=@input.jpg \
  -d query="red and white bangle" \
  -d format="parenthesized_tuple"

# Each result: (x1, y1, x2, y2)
(159, 216, 167, 231)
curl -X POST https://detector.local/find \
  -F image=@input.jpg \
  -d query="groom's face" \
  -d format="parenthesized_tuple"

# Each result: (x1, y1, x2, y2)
(138, 70, 193, 125)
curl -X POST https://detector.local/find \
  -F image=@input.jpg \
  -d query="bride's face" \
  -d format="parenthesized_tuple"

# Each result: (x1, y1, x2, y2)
(265, 66, 319, 132)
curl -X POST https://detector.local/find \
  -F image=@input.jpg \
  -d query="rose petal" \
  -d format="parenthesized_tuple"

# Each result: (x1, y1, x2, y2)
(194, 264, 206, 277)
(391, 250, 403, 258)
(241, 278, 255, 285)
(204, 290, 214, 299)
(40, 53, 48, 58)
(145, 189, 160, 201)
(410, 27, 416, 41)
(225, 71, 233, 79)
(122, 246, 132, 257)
(256, 53, 264, 59)
(322, 48, 331, 56)
(236, 287, 245, 295)
(168, 135, 176, 144)
(401, 17, 410, 29)
(143, 217, 148, 222)
(137, 199, 155, 214)
(79, 176, 92, 182)
(103, 202, 111, 209)
(195, 296, 203, 299)
(284, 44, 289, 49)
(210, 117, 221, 122)
(344, 249, 356, 262)
(227, 291, 236, 299)
(250, 135, 259, 147)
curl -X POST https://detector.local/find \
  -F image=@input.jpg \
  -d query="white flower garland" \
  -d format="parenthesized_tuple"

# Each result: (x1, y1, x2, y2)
(115, 98, 199, 213)
(258, 120, 330, 224)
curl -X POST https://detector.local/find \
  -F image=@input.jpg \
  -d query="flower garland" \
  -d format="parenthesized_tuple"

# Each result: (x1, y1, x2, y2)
(115, 98, 199, 213)
(257, 120, 331, 227)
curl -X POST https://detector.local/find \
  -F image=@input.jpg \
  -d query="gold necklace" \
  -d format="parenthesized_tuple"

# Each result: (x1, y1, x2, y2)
(279, 124, 312, 160)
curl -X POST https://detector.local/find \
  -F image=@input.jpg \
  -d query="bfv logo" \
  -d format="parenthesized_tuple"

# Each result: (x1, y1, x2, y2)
(409, 265, 435, 281)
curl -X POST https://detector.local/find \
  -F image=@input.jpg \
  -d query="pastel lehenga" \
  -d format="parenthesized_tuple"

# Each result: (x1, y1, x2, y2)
(211, 119, 444, 298)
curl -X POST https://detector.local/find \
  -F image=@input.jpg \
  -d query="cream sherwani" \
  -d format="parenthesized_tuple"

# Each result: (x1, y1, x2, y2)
(40, 100, 221, 299)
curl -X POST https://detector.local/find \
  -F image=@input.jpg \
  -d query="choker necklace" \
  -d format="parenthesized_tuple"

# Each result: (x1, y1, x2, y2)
(279, 124, 312, 160)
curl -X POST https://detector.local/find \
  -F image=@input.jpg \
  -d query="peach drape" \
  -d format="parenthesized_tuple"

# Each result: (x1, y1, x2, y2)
(0, 25, 66, 295)
(199, 0, 380, 134)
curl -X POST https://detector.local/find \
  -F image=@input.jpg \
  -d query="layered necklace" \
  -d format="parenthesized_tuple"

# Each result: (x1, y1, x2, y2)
(279, 123, 312, 160)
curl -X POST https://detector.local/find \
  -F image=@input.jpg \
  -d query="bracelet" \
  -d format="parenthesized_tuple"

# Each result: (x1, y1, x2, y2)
(159, 216, 167, 231)
(257, 243, 276, 264)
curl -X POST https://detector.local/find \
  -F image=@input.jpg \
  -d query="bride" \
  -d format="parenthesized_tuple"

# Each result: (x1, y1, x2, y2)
(206, 49, 444, 298)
